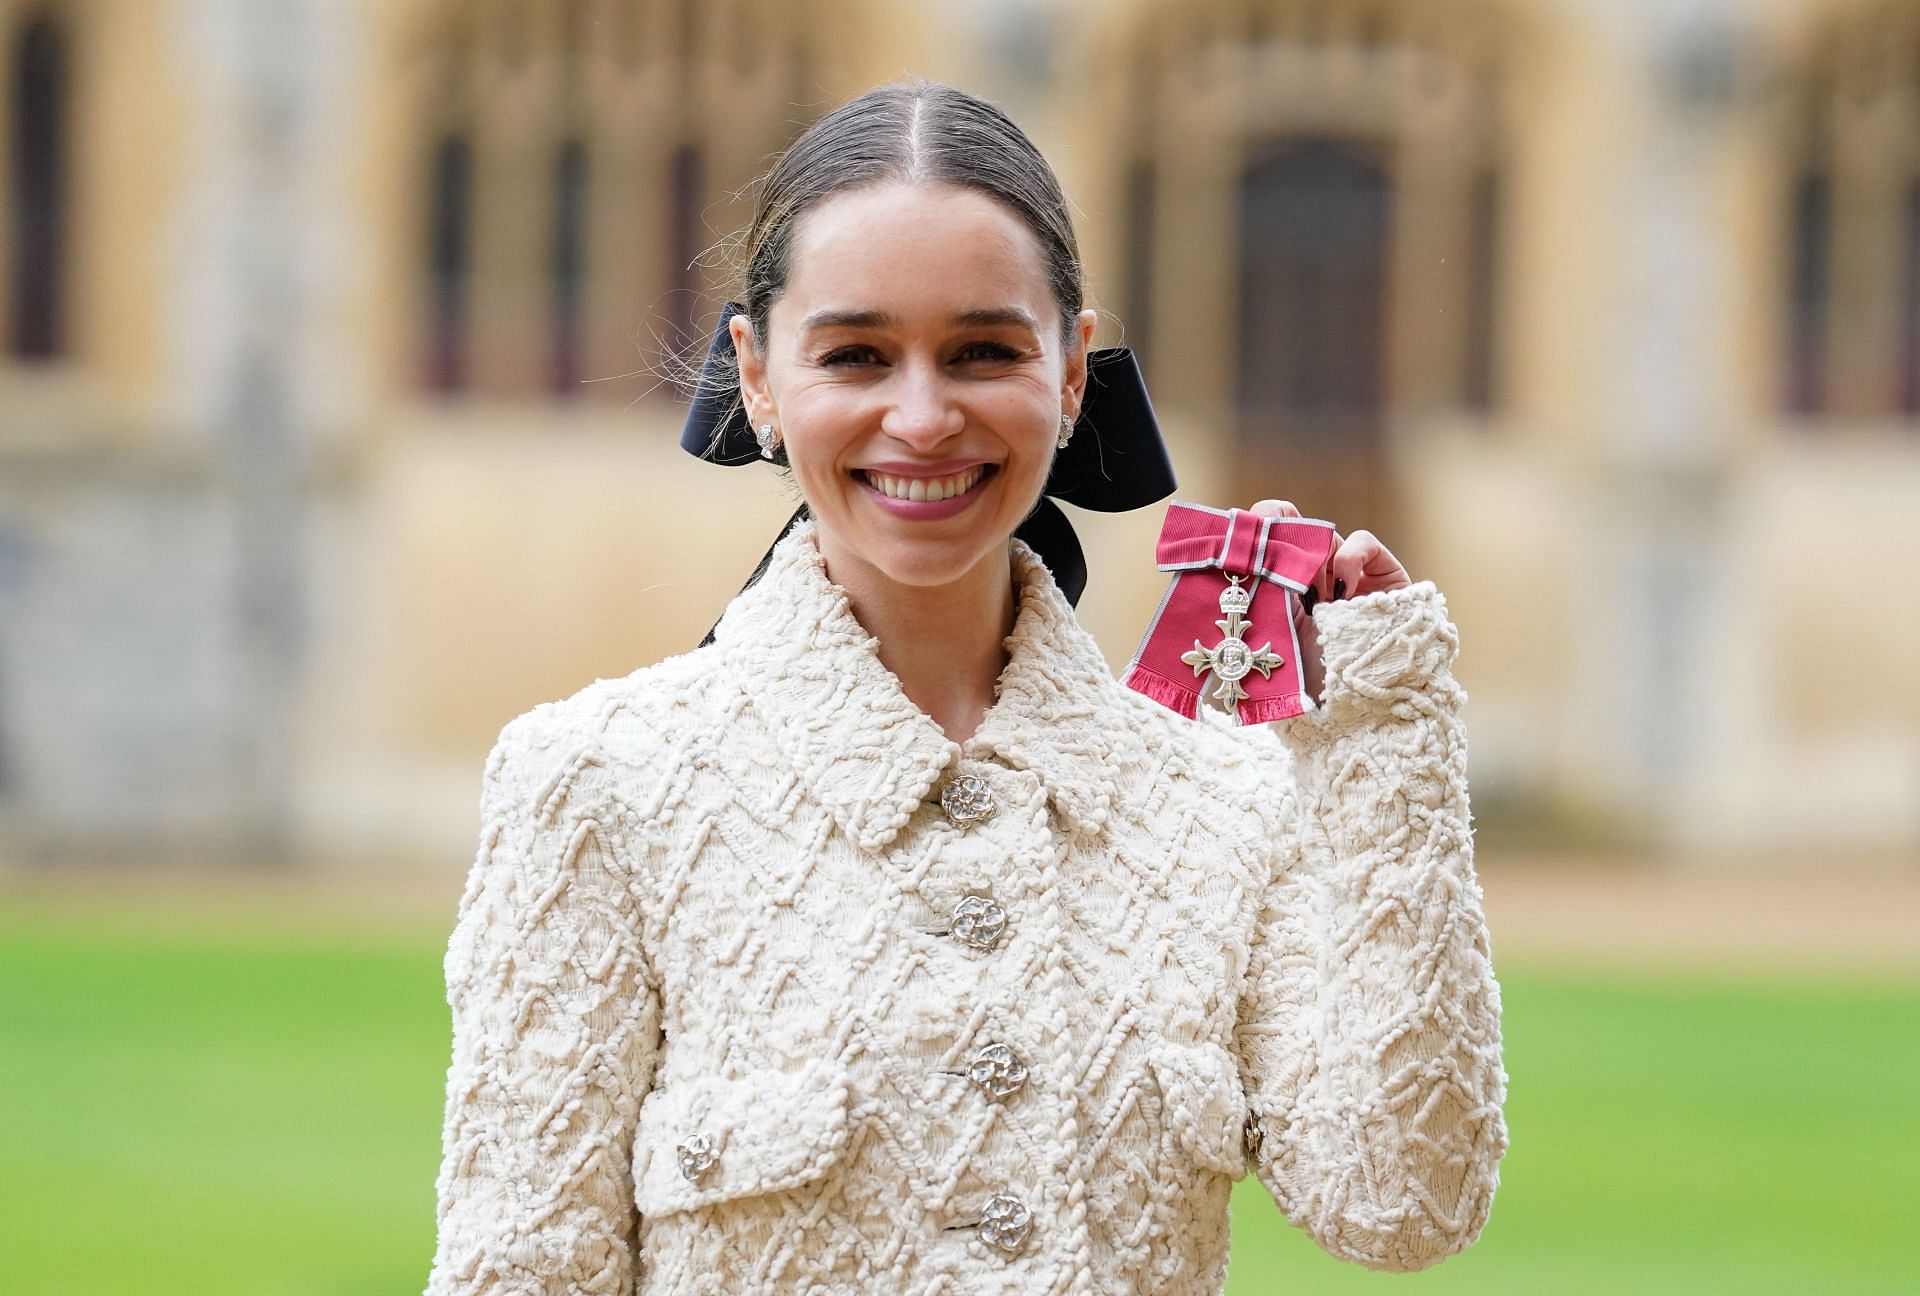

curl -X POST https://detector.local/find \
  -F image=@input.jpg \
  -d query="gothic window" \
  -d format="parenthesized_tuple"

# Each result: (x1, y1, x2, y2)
(550, 138, 589, 396)
(1784, 168, 1831, 416)
(1121, 157, 1156, 373)
(425, 134, 473, 393)
(8, 12, 69, 361)
(1779, 3, 1920, 421)
(1463, 166, 1502, 414)
(409, 0, 831, 403)
(665, 141, 706, 355)
(1900, 180, 1920, 416)
(1234, 136, 1391, 448)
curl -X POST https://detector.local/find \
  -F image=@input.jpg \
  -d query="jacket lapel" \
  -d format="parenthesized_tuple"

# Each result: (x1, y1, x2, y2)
(709, 519, 1128, 852)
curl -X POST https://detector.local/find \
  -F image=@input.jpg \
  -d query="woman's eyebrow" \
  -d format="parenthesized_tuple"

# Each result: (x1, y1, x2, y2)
(799, 308, 896, 333)
(798, 306, 1040, 333)
(951, 306, 1039, 331)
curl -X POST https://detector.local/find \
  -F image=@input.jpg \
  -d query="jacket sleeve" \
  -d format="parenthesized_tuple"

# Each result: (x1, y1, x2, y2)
(1232, 579, 1508, 1271)
(424, 712, 663, 1295)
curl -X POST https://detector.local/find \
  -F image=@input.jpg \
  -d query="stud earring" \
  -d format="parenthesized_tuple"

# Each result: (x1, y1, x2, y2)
(755, 422, 778, 460)
(1057, 414, 1074, 450)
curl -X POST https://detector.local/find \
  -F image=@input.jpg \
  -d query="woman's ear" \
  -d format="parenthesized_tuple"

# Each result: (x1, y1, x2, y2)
(730, 312, 772, 421)
(1062, 307, 1098, 417)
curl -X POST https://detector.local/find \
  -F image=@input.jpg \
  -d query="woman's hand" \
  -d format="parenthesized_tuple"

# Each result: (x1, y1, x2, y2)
(1247, 499, 1412, 706)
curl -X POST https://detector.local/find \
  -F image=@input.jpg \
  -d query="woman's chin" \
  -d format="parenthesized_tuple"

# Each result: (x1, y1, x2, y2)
(865, 543, 1004, 591)
(824, 517, 1020, 592)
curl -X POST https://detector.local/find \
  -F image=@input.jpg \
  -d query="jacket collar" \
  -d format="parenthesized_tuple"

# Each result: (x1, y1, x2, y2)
(709, 517, 1126, 852)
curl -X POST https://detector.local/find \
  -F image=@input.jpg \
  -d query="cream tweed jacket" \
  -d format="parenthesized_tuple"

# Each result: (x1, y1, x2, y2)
(424, 517, 1507, 1295)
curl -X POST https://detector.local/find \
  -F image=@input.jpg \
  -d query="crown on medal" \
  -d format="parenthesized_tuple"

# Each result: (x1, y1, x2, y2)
(1218, 579, 1253, 615)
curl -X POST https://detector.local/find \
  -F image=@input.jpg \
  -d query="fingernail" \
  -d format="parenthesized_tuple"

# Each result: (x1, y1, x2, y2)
(1333, 578, 1346, 599)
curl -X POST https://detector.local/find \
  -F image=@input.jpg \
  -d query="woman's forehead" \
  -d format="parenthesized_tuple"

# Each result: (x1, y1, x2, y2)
(777, 182, 1052, 324)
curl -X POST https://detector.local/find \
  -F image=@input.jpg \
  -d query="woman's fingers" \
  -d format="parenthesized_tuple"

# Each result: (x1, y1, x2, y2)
(1247, 503, 1410, 597)
(1331, 531, 1369, 598)
(1314, 530, 1344, 602)
(1332, 528, 1412, 596)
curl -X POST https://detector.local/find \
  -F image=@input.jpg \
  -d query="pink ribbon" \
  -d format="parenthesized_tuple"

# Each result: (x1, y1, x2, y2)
(1121, 501, 1338, 725)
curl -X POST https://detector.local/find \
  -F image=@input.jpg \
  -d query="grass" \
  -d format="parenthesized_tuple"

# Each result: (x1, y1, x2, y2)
(1, 905, 1915, 1295)
(1225, 973, 1920, 1294)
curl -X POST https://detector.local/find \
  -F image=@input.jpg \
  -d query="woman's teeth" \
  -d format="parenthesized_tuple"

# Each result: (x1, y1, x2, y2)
(861, 466, 987, 501)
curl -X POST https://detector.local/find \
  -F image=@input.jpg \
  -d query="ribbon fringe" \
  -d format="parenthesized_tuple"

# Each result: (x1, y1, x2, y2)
(1234, 690, 1312, 726)
(1120, 664, 1200, 721)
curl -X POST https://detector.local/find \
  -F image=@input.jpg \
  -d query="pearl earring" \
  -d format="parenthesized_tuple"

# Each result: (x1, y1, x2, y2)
(1057, 414, 1075, 450)
(755, 422, 778, 460)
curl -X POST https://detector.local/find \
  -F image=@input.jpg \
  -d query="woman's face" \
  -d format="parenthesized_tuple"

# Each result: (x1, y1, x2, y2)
(733, 181, 1096, 593)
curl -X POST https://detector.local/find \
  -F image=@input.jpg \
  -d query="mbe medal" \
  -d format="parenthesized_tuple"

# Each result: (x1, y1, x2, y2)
(1122, 501, 1338, 725)
(1181, 576, 1287, 711)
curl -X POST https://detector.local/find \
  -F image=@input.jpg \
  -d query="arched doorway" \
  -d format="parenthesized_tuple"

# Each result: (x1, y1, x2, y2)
(1090, 0, 1514, 534)
(1235, 135, 1393, 522)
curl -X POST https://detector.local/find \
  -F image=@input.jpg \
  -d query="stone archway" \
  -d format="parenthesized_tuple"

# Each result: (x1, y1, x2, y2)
(1079, 0, 1520, 532)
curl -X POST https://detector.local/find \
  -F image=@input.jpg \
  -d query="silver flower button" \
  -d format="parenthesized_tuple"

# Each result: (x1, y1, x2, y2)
(978, 1193, 1033, 1254)
(676, 1132, 717, 1182)
(950, 894, 1008, 950)
(966, 1042, 1028, 1100)
(939, 773, 997, 825)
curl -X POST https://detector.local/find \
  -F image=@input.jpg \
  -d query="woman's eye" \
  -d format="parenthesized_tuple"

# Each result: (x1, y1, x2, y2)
(957, 342, 1021, 362)
(818, 342, 1020, 367)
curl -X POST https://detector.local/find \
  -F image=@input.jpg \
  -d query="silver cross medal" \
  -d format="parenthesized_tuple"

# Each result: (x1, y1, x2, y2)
(1181, 576, 1285, 711)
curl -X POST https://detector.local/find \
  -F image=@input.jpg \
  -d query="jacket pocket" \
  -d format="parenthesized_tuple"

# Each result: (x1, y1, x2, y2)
(1148, 1042, 1250, 1179)
(632, 1057, 855, 1216)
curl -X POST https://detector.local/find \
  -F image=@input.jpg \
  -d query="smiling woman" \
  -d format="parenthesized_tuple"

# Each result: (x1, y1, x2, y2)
(424, 77, 1507, 1296)
(696, 84, 1108, 743)
(728, 179, 1093, 712)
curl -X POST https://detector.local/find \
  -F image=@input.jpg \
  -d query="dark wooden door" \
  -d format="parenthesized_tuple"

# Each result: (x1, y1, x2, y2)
(1234, 135, 1396, 535)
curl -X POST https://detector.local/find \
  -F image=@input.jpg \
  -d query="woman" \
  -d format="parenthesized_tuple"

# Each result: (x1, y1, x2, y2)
(425, 79, 1506, 1295)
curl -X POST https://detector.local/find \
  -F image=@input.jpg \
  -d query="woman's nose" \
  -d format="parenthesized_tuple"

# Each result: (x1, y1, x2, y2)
(879, 358, 964, 448)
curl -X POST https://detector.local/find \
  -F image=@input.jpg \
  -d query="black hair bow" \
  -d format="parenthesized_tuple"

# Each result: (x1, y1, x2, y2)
(681, 300, 1177, 643)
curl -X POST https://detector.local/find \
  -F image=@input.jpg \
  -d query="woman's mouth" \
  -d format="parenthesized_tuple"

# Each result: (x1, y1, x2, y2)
(852, 464, 997, 519)
(857, 465, 988, 501)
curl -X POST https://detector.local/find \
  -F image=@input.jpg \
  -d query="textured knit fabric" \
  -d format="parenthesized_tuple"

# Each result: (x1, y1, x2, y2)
(424, 517, 1508, 1296)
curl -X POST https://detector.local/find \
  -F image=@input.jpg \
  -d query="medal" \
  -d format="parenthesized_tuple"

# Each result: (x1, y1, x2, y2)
(1122, 501, 1338, 725)
(1181, 576, 1287, 711)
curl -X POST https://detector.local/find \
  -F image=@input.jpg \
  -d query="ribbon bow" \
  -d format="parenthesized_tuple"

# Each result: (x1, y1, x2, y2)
(1121, 501, 1338, 725)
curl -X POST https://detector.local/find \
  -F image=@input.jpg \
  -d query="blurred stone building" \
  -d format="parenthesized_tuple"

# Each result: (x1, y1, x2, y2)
(1, 0, 1915, 866)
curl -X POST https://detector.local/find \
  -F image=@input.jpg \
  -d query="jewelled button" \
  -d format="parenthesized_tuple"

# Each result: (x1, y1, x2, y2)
(950, 894, 1008, 950)
(965, 1042, 1028, 1100)
(978, 1193, 1033, 1254)
(1243, 1114, 1265, 1163)
(676, 1132, 717, 1181)
(939, 772, 997, 825)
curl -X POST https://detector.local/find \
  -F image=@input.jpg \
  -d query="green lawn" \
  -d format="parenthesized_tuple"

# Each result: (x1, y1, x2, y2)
(1, 906, 1915, 1295)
